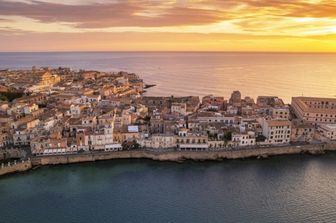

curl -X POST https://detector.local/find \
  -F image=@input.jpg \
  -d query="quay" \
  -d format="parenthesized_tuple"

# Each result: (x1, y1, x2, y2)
(1, 142, 336, 177)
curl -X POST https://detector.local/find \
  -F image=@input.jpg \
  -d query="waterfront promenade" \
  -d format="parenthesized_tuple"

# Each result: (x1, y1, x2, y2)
(33, 143, 336, 165)
(1, 142, 336, 177)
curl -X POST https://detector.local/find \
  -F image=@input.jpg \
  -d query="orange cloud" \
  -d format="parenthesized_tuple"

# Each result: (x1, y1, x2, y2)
(0, 1, 228, 28)
(0, 0, 336, 52)
(0, 31, 335, 52)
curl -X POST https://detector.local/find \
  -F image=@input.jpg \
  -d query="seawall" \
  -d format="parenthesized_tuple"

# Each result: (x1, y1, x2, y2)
(0, 159, 32, 176)
(1, 143, 336, 177)
(32, 143, 336, 166)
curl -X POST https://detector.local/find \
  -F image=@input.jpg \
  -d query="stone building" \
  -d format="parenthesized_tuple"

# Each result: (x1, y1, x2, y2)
(292, 97, 336, 124)
(259, 118, 291, 145)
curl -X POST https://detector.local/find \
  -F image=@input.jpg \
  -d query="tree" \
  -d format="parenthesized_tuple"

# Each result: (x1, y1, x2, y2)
(223, 132, 232, 142)
(256, 135, 266, 142)
(143, 115, 151, 126)
(132, 141, 141, 150)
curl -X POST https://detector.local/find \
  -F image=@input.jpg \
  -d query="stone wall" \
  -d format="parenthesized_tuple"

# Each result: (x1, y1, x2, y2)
(32, 143, 336, 165)
(1, 143, 335, 177)
(0, 149, 24, 160)
(0, 159, 32, 176)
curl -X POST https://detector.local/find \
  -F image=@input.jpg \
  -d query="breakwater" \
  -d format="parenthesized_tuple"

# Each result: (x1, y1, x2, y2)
(1, 143, 336, 177)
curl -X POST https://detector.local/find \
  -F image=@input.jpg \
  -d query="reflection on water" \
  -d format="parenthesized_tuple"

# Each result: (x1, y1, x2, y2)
(1, 52, 335, 103)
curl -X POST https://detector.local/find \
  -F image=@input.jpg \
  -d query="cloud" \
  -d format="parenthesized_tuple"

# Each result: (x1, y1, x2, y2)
(0, 31, 335, 52)
(0, 0, 335, 31)
(0, 17, 14, 22)
(0, 0, 228, 28)
(0, 0, 336, 52)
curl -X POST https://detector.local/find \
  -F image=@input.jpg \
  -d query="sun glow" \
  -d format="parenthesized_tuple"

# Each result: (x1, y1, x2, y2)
(0, 0, 336, 52)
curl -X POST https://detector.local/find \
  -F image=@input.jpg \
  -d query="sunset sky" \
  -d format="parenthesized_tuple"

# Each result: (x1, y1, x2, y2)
(0, 0, 336, 52)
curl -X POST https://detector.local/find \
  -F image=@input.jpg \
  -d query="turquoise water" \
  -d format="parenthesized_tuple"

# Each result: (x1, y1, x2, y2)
(1, 155, 336, 223)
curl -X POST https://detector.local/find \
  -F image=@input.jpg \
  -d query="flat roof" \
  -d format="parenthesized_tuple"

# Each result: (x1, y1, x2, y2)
(320, 124, 336, 130)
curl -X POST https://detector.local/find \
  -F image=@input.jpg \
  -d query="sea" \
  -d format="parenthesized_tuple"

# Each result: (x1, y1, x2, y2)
(0, 52, 336, 223)
(0, 52, 335, 102)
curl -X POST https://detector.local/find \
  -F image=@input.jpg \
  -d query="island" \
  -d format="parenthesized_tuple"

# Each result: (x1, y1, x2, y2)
(0, 67, 335, 176)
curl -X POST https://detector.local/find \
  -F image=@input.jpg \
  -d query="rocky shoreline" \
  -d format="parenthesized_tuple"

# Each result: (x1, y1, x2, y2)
(1, 143, 336, 177)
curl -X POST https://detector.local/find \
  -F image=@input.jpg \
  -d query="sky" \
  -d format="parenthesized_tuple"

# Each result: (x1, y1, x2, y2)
(0, 0, 336, 52)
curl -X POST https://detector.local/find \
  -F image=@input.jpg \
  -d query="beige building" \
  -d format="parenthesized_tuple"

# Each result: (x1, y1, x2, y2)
(13, 130, 32, 146)
(24, 71, 61, 93)
(229, 91, 241, 106)
(232, 132, 256, 147)
(36, 71, 61, 86)
(0, 132, 12, 148)
(23, 103, 39, 115)
(292, 97, 336, 124)
(272, 107, 289, 120)
(176, 129, 208, 150)
(171, 103, 187, 116)
(31, 137, 68, 155)
(318, 124, 336, 141)
(76, 126, 121, 151)
(113, 132, 140, 143)
(207, 140, 225, 149)
(143, 134, 176, 149)
(291, 122, 315, 142)
(259, 118, 291, 145)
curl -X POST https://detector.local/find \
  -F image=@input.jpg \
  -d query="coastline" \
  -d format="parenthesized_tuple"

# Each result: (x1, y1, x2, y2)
(1, 143, 336, 177)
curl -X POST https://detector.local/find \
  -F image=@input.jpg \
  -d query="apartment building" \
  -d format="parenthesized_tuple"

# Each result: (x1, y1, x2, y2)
(318, 124, 336, 141)
(259, 118, 291, 145)
(292, 97, 336, 124)
(232, 131, 256, 147)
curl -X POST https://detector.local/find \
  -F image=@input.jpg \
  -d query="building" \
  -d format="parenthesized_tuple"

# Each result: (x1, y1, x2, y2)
(89, 126, 114, 150)
(69, 104, 81, 116)
(171, 103, 187, 116)
(271, 107, 289, 120)
(195, 112, 236, 125)
(36, 71, 61, 86)
(259, 118, 291, 145)
(143, 134, 176, 149)
(23, 103, 39, 115)
(176, 129, 208, 150)
(23, 71, 61, 93)
(13, 130, 32, 146)
(318, 124, 336, 141)
(100, 85, 116, 97)
(291, 121, 315, 142)
(232, 132, 256, 147)
(0, 132, 12, 148)
(201, 95, 225, 110)
(257, 96, 284, 107)
(31, 137, 68, 155)
(229, 91, 241, 106)
(292, 97, 336, 124)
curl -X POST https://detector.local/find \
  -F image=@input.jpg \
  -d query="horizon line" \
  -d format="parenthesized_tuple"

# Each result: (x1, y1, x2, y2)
(1, 50, 336, 54)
